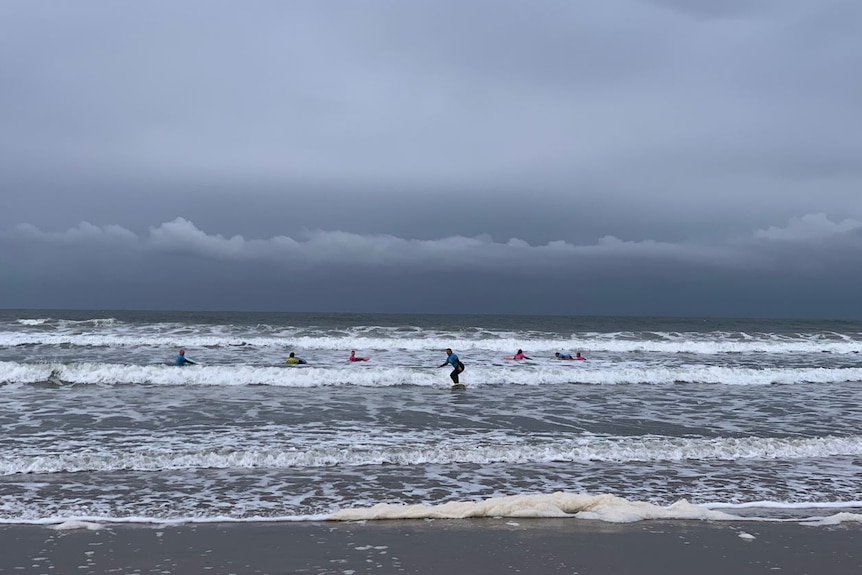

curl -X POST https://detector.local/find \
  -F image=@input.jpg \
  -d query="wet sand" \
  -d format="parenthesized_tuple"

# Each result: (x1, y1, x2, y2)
(1, 519, 860, 574)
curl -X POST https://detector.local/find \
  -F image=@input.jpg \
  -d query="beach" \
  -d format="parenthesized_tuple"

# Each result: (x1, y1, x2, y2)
(2, 519, 861, 574)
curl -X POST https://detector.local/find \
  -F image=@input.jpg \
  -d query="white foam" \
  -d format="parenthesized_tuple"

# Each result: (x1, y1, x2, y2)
(4, 435, 860, 474)
(2, 514, 330, 527)
(52, 520, 103, 531)
(4, 497, 860, 527)
(17, 319, 49, 326)
(327, 492, 742, 523)
(799, 512, 862, 526)
(1, 327, 861, 356)
(705, 500, 862, 510)
(3, 361, 862, 387)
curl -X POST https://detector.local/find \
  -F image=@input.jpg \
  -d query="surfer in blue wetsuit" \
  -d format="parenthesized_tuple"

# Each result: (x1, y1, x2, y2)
(555, 352, 573, 360)
(439, 348, 465, 383)
(175, 348, 195, 366)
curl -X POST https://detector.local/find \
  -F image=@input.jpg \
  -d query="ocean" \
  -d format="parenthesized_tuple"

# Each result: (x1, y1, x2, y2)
(1, 310, 861, 527)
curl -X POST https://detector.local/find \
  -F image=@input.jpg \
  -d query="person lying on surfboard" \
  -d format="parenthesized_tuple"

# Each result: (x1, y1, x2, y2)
(285, 352, 307, 365)
(555, 352, 586, 360)
(439, 348, 465, 384)
(506, 349, 531, 360)
(349, 350, 370, 362)
(175, 348, 196, 366)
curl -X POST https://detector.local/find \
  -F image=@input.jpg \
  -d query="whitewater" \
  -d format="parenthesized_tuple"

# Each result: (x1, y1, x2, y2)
(1, 310, 861, 527)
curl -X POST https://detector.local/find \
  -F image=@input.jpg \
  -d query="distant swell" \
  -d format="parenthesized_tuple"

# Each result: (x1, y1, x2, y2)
(2, 331, 862, 355)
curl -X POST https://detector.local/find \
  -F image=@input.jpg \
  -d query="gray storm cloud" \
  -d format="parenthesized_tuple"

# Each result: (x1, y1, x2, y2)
(1, 1, 861, 316)
(1, 0, 860, 191)
(753, 214, 862, 241)
(5, 214, 860, 271)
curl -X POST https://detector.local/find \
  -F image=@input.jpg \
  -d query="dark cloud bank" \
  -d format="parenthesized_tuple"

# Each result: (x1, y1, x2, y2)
(2, 216, 861, 318)
(2, 1, 861, 318)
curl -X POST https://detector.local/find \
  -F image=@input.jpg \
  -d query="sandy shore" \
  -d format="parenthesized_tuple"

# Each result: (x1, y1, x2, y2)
(1, 519, 860, 574)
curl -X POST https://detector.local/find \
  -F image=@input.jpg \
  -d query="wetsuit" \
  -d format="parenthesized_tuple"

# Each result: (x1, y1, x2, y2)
(557, 353, 573, 360)
(175, 354, 193, 366)
(444, 353, 465, 383)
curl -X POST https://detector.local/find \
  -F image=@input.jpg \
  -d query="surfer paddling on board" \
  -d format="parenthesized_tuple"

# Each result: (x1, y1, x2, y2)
(285, 352, 307, 365)
(439, 348, 465, 384)
(349, 350, 370, 362)
(555, 352, 586, 360)
(175, 348, 196, 366)
(505, 349, 531, 360)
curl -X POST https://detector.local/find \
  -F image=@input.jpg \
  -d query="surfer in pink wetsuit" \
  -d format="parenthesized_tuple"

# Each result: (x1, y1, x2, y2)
(349, 350, 370, 362)
(575, 352, 586, 360)
(508, 349, 531, 360)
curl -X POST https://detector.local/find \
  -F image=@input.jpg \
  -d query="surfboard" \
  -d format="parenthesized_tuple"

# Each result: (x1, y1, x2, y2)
(450, 383, 466, 391)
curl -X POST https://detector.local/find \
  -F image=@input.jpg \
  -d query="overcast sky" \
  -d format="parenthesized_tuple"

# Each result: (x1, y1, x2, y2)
(2, 0, 861, 318)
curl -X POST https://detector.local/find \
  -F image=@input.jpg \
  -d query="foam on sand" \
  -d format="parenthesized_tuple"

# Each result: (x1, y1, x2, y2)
(327, 492, 743, 523)
(800, 512, 862, 526)
(52, 521, 104, 531)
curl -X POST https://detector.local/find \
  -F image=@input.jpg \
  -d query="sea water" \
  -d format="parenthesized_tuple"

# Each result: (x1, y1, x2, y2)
(1, 310, 861, 525)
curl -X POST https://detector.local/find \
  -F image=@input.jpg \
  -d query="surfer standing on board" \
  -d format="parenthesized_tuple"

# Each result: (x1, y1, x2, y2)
(439, 348, 465, 384)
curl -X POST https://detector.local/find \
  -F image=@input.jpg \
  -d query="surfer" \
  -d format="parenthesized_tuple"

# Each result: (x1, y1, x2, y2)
(285, 352, 307, 365)
(439, 348, 465, 384)
(555, 352, 574, 360)
(511, 349, 531, 360)
(575, 352, 585, 360)
(349, 350, 370, 362)
(175, 348, 196, 366)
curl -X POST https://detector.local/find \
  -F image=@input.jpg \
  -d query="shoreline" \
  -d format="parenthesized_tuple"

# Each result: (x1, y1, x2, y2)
(2, 518, 861, 574)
